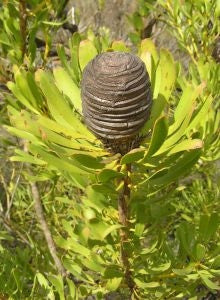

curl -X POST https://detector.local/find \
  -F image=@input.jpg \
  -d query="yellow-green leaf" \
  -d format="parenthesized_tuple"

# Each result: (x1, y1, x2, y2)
(53, 67, 82, 114)
(121, 148, 145, 164)
(142, 116, 168, 162)
(79, 40, 97, 71)
(111, 40, 130, 52)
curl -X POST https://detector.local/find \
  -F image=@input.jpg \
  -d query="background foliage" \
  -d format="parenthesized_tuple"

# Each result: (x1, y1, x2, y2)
(0, 0, 219, 299)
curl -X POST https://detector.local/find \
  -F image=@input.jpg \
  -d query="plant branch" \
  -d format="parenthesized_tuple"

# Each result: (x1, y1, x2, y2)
(19, 0, 27, 60)
(28, 171, 67, 277)
(22, 141, 66, 277)
(117, 163, 136, 295)
(0, 212, 31, 246)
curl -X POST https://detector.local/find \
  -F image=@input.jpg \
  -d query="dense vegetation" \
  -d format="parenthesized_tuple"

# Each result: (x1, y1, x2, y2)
(0, 0, 219, 299)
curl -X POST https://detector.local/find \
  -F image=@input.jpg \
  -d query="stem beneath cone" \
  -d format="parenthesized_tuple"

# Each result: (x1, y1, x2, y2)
(118, 163, 135, 295)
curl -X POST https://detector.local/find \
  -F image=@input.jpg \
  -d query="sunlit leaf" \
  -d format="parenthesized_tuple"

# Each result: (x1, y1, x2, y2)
(79, 40, 97, 71)
(111, 40, 130, 52)
(142, 116, 168, 161)
(53, 67, 82, 114)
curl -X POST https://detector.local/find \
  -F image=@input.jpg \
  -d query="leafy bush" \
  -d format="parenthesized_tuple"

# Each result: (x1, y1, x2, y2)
(2, 33, 218, 299)
(0, 1, 219, 299)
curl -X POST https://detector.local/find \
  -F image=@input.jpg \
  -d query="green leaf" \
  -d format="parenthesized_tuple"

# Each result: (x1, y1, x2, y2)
(72, 154, 104, 169)
(121, 148, 145, 164)
(106, 278, 122, 291)
(173, 265, 194, 276)
(57, 45, 76, 82)
(26, 72, 44, 107)
(10, 149, 46, 165)
(81, 258, 105, 273)
(212, 255, 220, 269)
(56, 236, 90, 257)
(89, 221, 120, 240)
(38, 70, 96, 140)
(151, 262, 171, 272)
(38, 71, 80, 128)
(36, 273, 50, 289)
(5, 126, 43, 145)
(10, 110, 99, 152)
(28, 146, 89, 190)
(7, 81, 38, 113)
(139, 39, 158, 80)
(134, 223, 145, 237)
(111, 40, 130, 52)
(150, 149, 201, 185)
(66, 278, 77, 299)
(14, 70, 38, 108)
(102, 224, 122, 239)
(199, 214, 219, 242)
(142, 116, 168, 161)
(157, 49, 176, 101)
(98, 169, 124, 183)
(153, 64, 162, 99)
(186, 95, 213, 133)
(104, 266, 123, 279)
(47, 275, 64, 300)
(158, 108, 194, 153)
(134, 278, 159, 288)
(36, 115, 98, 145)
(176, 222, 195, 256)
(53, 67, 82, 114)
(30, 145, 89, 174)
(199, 215, 210, 241)
(79, 40, 97, 71)
(167, 139, 203, 155)
(69, 32, 81, 83)
(199, 272, 219, 290)
(205, 214, 219, 242)
(140, 95, 167, 137)
(196, 244, 206, 261)
(170, 82, 205, 135)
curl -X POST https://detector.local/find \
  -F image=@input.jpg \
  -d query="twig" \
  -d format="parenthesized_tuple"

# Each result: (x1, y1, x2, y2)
(0, 212, 31, 246)
(117, 163, 136, 296)
(28, 169, 67, 277)
(23, 141, 66, 276)
(19, 0, 27, 60)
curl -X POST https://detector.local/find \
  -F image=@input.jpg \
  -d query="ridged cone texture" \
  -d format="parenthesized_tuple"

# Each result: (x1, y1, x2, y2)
(81, 51, 152, 154)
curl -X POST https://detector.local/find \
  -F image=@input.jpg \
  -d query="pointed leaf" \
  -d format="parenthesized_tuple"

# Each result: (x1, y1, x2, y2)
(98, 169, 124, 183)
(79, 40, 97, 71)
(186, 95, 213, 133)
(167, 139, 203, 155)
(158, 49, 176, 101)
(69, 32, 81, 83)
(140, 94, 167, 138)
(121, 148, 145, 164)
(53, 67, 82, 114)
(142, 116, 168, 161)
(170, 82, 205, 135)
(111, 40, 130, 52)
(150, 149, 201, 185)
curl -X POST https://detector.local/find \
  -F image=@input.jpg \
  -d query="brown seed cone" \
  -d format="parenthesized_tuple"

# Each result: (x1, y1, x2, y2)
(81, 51, 152, 154)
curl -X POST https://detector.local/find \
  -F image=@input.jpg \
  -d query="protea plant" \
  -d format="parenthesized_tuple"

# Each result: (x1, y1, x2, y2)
(5, 34, 211, 298)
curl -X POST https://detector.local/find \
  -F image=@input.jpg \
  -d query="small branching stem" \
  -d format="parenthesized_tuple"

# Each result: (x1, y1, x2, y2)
(29, 178, 67, 277)
(19, 0, 27, 60)
(117, 163, 136, 296)
(23, 143, 66, 277)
